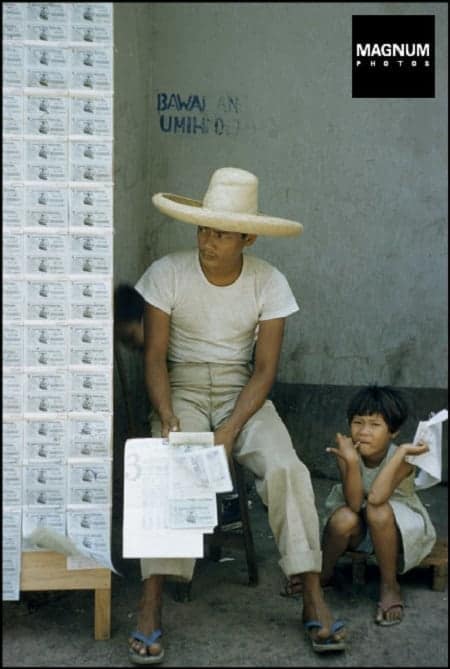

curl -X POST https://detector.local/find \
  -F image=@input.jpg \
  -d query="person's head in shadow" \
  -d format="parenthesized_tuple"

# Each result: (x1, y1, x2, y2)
(114, 283, 145, 351)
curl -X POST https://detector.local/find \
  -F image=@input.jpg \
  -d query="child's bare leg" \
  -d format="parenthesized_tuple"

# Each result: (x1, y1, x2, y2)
(366, 502, 403, 624)
(321, 506, 365, 584)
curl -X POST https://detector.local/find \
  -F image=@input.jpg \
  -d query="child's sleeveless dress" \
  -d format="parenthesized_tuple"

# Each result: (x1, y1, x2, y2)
(324, 443, 437, 573)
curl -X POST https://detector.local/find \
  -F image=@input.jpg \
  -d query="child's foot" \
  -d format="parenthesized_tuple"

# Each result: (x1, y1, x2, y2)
(375, 583, 404, 626)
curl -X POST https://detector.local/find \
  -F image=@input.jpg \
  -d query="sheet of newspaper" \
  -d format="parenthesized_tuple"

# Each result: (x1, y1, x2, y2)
(123, 434, 233, 558)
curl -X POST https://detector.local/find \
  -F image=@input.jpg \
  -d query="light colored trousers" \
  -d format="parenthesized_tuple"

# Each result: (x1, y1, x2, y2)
(141, 362, 322, 582)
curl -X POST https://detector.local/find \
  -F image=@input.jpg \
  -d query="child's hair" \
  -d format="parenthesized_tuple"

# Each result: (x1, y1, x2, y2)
(114, 283, 145, 324)
(347, 385, 408, 433)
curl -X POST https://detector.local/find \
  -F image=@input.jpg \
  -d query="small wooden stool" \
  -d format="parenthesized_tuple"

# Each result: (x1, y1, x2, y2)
(345, 537, 448, 591)
(206, 460, 258, 586)
(174, 462, 258, 601)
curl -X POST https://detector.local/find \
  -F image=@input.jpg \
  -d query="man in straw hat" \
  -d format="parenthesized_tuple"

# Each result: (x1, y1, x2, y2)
(128, 167, 346, 663)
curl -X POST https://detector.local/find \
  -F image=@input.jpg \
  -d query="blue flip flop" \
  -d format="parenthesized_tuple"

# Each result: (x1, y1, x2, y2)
(128, 629, 165, 665)
(304, 620, 346, 653)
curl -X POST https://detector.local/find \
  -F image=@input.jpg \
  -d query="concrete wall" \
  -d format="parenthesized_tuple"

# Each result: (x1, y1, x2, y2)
(113, 3, 448, 479)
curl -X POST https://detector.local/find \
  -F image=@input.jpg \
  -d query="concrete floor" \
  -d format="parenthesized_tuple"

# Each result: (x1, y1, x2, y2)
(2, 477, 448, 667)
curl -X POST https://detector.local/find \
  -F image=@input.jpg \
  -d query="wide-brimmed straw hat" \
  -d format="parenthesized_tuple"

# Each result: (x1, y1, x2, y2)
(152, 167, 303, 237)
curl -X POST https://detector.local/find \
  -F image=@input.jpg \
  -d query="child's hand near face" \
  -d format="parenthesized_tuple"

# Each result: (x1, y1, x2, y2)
(326, 432, 361, 464)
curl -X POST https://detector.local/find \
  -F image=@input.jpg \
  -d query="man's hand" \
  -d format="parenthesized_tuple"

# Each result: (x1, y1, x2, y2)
(214, 424, 236, 461)
(326, 432, 361, 465)
(160, 413, 180, 438)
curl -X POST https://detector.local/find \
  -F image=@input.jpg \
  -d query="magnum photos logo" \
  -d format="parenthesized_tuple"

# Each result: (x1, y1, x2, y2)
(352, 15, 435, 98)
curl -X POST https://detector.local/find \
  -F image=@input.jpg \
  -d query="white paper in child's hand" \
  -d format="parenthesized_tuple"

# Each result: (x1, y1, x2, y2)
(405, 410, 448, 489)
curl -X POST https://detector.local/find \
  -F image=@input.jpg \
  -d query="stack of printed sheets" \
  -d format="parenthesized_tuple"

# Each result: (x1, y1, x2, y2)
(123, 432, 233, 558)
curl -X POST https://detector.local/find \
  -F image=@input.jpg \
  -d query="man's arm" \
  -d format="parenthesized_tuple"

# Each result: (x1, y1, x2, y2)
(214, 317, 285, 457)
(143, 303, 179, 436)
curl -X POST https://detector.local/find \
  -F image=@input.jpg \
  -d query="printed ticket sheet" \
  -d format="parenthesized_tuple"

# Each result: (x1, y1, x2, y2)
(26, 3, 68, 26)
(66, 506, 117, 571)
(169, 445, 233, 498)
(70, 3, 113, 33)
(22, 507, 66, 551)
(69, 414, 112, 459)
(67, 459, 112, 509)
(70, 186, 113, 230)
(70, 96, 113, 137)
(3, 93, 24, 135)
(70, 140, 113, 182)
(3, 324, 24, 368)
(3, 419, 24, 466)
(26, 139, 67, 182)
(26, 20, 68, 43)
(25, 369, 67, 414)
(3, 280, 25, 322)
(69, 279, 111, 320)
(25, 44, 69, 90)
(3, 183, 25, 230)
(123, 438, 204, 558)
(25, 232, 68, 276)
(3, 139, 24, 181)
(70, 233, 113, 275)
(25, 186, 69, 231)
(25, 324, 68, 368)
(3, 465, 23, 507)
(2, 511, 22, 601)
(3, 233, 24, 275)
(123, 435, 233, 557)
(70, 46, 113, 92)
(3, 43, 25, 88)
(24, 417, 67, 462)
(69, 323, 112, 367)
(26, 279, 68, 321)
(23, 463, 66, 507)
(168, 437, 232, 529)
(69, 369, 112, 412)
(25, 94, 68, 137)
(3, 2, 26, 41)
(3, 372, 24, 415)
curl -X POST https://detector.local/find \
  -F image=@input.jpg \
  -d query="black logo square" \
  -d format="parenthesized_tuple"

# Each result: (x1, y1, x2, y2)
(352, 15, 435, 98)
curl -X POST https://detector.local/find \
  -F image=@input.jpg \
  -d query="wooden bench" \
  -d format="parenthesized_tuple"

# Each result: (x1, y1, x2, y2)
(345, 537, 448, 591)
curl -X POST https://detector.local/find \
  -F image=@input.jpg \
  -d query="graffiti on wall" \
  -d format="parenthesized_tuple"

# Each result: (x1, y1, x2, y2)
(157, 93, 240, 136)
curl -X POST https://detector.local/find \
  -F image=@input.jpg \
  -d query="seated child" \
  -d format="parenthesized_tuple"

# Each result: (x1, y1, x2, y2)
(321, 385, 436, 626)
(114, 283, 145, 351)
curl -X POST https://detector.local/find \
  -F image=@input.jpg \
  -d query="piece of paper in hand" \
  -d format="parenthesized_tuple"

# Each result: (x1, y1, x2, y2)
(405, 409, 448, 489)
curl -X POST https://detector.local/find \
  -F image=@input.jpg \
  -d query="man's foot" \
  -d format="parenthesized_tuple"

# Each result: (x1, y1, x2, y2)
(375, 583, 404, 626)
(281, 573, 334, 597)
(128, 630, 164, 665)
(129, 576, 164, 664)
(301, 573, 346, 644)
(304, 621, 346, 653)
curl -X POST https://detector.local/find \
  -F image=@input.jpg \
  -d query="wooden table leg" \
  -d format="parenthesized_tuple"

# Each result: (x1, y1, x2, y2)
(94, 587, 111, 640)
(432, 564, 448, 592)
